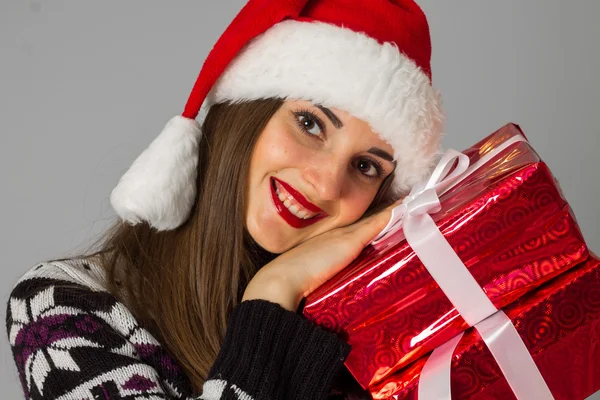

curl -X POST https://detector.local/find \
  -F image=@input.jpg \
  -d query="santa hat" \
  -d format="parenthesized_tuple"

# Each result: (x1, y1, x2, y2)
(110, 0, 445, 231)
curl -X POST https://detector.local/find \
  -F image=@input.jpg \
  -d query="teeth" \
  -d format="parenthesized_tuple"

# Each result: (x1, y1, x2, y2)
(297, 210, 308, 219)
(288, 204, 311, 220)
(274, 180, 319, 220)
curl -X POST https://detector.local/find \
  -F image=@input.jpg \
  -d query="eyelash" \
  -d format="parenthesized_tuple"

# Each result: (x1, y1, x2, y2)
(293, 108, 326, 138)
(292, 108, 385, 180)
(357, 157, 385, 180)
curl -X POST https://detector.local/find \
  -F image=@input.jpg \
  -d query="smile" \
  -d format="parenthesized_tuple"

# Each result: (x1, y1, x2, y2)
(270, 177, 326, 228)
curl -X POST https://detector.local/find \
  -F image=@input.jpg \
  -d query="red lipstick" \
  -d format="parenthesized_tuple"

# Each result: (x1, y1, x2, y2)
(270, 177, 326, 229)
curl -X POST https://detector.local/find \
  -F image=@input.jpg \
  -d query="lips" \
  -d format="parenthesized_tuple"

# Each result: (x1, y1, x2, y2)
(270, 177, 326, 228)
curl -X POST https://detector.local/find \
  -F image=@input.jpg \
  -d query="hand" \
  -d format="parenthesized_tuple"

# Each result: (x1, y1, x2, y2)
(242, 200, 400, 312)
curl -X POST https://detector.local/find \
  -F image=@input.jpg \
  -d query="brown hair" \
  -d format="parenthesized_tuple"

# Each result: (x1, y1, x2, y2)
(77, 98, 394, 391)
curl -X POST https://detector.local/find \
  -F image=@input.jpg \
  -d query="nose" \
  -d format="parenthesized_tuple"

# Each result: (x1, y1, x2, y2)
(302, 156, 347, 202)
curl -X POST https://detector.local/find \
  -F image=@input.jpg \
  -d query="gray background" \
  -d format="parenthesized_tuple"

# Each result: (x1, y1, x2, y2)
(1, 1, 599, 398)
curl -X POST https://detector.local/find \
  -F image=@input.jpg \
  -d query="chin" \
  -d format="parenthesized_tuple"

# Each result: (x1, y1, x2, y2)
(252, 234, 293, 255)
(246, 217, 292, 255)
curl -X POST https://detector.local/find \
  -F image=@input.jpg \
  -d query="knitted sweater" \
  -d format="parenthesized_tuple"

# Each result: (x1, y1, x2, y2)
(6, 257, 367, 400)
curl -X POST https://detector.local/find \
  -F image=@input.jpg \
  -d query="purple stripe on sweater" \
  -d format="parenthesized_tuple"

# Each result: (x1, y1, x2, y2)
(74, 315, 101, 333)
(134, 343, 158, 358)
(13, 314, 72, 347)
(122, 374, 157, 391)
(160, 353, 181, 373)
(134, 343, 181, 373)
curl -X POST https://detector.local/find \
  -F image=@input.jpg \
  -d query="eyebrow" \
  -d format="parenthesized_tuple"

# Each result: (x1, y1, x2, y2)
(367, 147, 395, 163)
(316, 105, 343, 129)
(315, 104, 395, 164)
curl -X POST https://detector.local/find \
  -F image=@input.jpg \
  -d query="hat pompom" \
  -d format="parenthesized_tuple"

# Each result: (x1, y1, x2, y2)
(110, 116, 202, 231)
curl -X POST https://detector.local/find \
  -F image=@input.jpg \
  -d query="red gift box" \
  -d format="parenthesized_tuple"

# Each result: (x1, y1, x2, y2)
(302, 123, 589, 388)
(369, 255, 600, 400)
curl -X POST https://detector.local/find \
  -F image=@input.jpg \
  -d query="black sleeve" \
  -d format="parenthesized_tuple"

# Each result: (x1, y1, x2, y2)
(201, 299, 352, 400)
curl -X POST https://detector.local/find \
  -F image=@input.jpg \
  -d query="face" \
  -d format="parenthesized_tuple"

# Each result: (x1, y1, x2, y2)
(245, 100, 395, 253)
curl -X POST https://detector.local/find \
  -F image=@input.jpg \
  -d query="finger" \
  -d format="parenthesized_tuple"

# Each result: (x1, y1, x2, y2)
(337, 196, 402, 238)
(352, 196, 406, 240)
(345, 209, 395, 247)
(369, 196, 404, 224)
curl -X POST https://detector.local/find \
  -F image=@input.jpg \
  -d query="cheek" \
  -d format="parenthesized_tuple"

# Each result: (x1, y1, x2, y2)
(251, 125, 312, 173)
(338, 186, 379, 224)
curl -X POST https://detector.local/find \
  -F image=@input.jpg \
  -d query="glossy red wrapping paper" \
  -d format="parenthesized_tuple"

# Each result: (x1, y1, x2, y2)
(302, 123, 589, 389)
(369, 255, 600, 400)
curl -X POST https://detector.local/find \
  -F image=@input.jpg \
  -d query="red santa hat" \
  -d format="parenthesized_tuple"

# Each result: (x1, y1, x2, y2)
(110, 0, 445, 231)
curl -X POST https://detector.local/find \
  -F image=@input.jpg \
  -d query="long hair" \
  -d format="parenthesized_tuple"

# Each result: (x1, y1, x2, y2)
(77, 98, 394, 391)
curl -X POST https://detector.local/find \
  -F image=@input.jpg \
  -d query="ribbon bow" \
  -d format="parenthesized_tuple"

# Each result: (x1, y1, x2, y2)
(372, 148, 470, 244)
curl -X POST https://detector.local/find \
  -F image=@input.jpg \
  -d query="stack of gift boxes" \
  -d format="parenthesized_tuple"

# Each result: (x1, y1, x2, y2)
(303, 123, 600, 400)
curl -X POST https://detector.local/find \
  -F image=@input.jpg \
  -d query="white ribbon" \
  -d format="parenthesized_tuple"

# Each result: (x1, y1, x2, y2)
(419, 311, 554, 400)
(371, 133, 554, 399)
(372, 133, 529, 245)
(417, 333, 464, 400)
(372, 134, 528, 326)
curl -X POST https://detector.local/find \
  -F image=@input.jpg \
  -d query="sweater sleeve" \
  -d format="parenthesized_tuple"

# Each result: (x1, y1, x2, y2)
(6, 260, 353, 400)
(6, 274, 196, 399)
(200, 300, 351, 400)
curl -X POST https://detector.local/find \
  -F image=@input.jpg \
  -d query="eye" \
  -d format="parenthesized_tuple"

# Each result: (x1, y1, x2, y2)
(294, 111, 325, 137)
(356, 158, 384, 179)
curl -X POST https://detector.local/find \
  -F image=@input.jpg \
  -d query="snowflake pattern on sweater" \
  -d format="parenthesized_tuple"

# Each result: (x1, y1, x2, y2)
(6, 258, 358, 400)
(7, 259, 195, 399)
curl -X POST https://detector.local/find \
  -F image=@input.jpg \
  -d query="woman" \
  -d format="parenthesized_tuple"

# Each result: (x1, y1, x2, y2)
(6, 1, 444, 399)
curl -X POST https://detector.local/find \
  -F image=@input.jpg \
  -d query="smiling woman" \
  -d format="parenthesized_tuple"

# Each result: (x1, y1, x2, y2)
(246, 100, 397, 253)
(6, 1, 444, 399)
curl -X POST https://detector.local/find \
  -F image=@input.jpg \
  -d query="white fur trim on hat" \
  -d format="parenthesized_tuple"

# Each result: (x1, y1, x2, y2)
(110, 116, 202, 231)
(204, 20, 445, 197)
